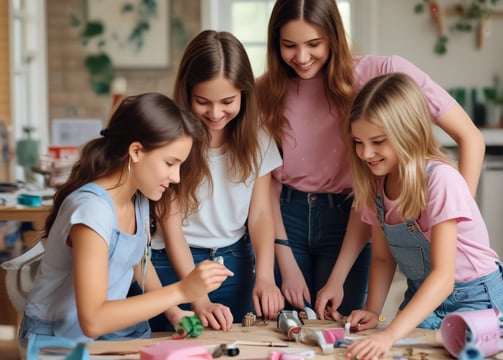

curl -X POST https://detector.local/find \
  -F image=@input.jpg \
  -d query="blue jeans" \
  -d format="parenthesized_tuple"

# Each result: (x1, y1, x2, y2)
(277, 186, 370, 315)
(134, 235, 255, 331)
(412, 263, 503, 330)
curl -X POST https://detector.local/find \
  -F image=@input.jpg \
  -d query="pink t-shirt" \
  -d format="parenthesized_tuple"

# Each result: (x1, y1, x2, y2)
(273, 55, 455, 193)
(361, 161, 500, 282)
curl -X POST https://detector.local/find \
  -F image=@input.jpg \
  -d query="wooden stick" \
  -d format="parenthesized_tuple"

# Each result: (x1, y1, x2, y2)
(236, 340, 289, 347)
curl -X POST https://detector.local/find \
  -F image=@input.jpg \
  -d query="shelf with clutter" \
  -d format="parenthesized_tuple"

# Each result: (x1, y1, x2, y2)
(415, 0, 503, 54)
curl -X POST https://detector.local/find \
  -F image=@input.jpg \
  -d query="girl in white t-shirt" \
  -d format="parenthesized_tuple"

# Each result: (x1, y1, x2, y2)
(143, 30, 284, 332)
(344, 73, 503, 360)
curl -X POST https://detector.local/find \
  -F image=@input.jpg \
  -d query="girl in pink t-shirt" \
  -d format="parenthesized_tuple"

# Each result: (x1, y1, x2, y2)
(345, 73, 502, 360)
(256, 0, 485, 321)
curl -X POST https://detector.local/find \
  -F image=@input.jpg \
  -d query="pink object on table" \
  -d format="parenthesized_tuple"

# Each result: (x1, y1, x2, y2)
(440, 308, 502, 357)
(139, 340, 212, 360)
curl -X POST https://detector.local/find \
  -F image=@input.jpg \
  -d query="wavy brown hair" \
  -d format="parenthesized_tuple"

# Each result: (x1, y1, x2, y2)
(174, 30, 259, 182)
(256, 0, 355, 146)
(43, 93, 209, 236)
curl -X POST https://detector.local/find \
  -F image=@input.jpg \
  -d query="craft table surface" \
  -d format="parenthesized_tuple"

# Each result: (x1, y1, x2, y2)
(87, 322, 455, 359)
(2, 322, 503, 359)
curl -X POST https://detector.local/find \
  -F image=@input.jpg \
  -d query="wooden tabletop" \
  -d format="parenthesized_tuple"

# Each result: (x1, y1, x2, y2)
(0, 205, 50, 230)
(87, 322, 454, 359)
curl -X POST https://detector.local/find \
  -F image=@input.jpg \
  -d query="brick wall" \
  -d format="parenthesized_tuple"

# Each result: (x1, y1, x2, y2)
(46, 0, 201, 124)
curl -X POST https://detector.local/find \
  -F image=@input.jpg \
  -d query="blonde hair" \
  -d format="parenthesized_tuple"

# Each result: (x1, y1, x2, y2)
(348, 73, 454, 220)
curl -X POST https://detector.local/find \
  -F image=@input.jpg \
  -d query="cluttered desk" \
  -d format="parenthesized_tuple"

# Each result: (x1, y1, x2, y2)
(3, 309, 499, 360)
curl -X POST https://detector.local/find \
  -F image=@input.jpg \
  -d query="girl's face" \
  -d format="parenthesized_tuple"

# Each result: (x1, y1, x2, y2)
(133, 135, 193, 201)
(351, 117, 399, 179)
(191, 75, 242, 147)
(279, 19, 330, 80)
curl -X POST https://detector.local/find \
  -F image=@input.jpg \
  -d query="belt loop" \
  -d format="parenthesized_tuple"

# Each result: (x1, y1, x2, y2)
(285, 186, 293, 202)
(328, 194, 335, 208)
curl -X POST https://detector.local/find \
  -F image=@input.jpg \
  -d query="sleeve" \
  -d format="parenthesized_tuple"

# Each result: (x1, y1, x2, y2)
(257, 130, 283, 177)
(354, 55, 455, 124)
(426, 164, 473, 228)
(388, 55, 455, 123)
(67, 192, 116, 247)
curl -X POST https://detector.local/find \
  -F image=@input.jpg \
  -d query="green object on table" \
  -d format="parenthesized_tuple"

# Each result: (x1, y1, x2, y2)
(176, 315, 203, 338)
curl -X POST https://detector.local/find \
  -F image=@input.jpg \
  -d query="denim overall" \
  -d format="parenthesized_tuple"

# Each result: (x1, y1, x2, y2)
(19, 184, 151, 343)
(376, 168, 503, 330)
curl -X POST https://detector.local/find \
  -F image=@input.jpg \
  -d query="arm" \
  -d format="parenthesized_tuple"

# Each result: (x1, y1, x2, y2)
(436, 103, 484, 196)
(71, 224, 232, 338)
(161, 200, 233, 331)
(271, 177, 311, 309)
(346, 220, 457, 360)
(315, 206, 371, 319)
(345, 225, 396, 329)
(248, 172, 285, 319)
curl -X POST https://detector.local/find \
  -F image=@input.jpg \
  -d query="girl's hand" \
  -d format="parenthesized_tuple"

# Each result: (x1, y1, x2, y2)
(180, 260, 233, 301)
(315, 283, 345, 320)
(192, 298, 233, 331)
(345, 331, 394, 360)
(280, 264, 311, 310)
(346, 309, 379, 332)
(164, 307, 194, 329)
(252, 279, 285, 320)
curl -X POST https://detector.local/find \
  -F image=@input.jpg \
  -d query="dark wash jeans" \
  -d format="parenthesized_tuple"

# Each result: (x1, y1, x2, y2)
(276, 185, 370, 316)
(130, 235, 255, 331)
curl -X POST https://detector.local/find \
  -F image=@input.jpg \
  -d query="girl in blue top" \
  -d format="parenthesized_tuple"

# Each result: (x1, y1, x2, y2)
(19, 93, 233, 343)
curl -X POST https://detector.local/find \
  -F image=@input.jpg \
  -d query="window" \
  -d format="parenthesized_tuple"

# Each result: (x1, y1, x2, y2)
(10, 0, 48, 180)
(201, 0, 352, 77)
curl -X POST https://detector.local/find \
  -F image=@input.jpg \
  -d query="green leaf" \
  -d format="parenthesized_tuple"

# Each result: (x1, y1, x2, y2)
(414, 4, 424, 13)
(82, 21, 105, 39)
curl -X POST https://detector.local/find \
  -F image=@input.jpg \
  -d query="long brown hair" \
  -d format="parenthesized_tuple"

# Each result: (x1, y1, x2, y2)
(174, 30, 259, 182)
(256, 0, 355, 146)
(43, 93, 208, 236)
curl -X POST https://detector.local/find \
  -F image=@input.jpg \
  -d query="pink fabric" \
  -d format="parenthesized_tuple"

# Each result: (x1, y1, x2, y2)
(361, 161, 499, 282)
(273, 55, 454, 193)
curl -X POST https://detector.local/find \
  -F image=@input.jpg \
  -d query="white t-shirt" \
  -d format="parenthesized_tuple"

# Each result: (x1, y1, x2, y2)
(151, 130, 282, 249)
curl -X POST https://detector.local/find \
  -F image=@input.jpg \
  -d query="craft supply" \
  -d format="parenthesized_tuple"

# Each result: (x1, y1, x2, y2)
(440, 308, 503, 358)
(242, 312, 257, 327)
(235, 340, 289, 347)
(298, 327, 345, 354)
(173, 315, 203, 339)
(140, 340, 212, 360)
(277, 310, 303, 341)
(344, 322, 350, 335)
(17, 194, 42, 207)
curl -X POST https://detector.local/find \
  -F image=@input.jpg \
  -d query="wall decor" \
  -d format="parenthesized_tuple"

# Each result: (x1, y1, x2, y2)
(414, 0, 503, 55)
(70, 0, 168, 95)
(87, 0, 170, 68)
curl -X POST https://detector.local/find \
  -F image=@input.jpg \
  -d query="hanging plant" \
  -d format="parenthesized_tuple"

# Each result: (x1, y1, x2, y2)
(70, 0, 158, 95)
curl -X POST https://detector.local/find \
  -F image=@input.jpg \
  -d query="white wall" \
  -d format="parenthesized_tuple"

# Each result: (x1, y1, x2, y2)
(352, 0, 503, 89)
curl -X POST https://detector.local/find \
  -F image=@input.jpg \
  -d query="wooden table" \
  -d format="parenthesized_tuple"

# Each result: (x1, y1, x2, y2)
(0, 205, 51, 231)
(87, 322, 455, 359)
